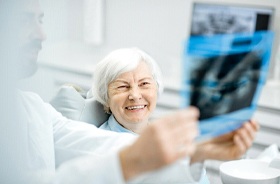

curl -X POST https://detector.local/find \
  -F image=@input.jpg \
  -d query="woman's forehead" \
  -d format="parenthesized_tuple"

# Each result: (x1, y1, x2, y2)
(118, 62, 153, 78)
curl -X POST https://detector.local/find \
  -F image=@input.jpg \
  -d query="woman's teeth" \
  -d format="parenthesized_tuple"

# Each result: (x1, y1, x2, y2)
(126, 105, 145, 110)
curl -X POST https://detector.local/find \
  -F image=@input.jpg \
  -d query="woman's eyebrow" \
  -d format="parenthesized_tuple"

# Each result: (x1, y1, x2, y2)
(111, 80, 129, 85)
(139, 77, 153, 81)
(114, 79, 128, 83)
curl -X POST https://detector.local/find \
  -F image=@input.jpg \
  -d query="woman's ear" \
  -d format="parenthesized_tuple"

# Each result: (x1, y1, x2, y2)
(103, 105, 111, 114)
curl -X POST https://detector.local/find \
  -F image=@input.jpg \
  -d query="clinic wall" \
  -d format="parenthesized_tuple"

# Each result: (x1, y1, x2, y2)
(40, 0, 280, 83)
(40, 0, 190, 83)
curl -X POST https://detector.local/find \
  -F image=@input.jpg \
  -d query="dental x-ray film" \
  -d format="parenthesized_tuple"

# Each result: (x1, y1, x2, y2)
(182, 31, 274, 141)
(182, 2, 275, 141)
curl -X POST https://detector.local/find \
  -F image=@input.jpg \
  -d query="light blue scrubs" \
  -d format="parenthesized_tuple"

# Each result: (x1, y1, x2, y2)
(100, 115, 210, 184)
(99, 115, 137, 135)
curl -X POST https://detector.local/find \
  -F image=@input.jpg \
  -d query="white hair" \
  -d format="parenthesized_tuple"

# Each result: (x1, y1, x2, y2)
(92, 47, 163, 107)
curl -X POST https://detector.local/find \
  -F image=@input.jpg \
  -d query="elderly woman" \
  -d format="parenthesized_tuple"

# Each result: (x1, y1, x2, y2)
(92, 48, 214, 183)
(93, 48, 163, 134)
(92, 47, 259, 184)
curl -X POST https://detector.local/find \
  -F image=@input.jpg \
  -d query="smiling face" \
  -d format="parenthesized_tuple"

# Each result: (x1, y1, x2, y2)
(107, 61, 158, 133)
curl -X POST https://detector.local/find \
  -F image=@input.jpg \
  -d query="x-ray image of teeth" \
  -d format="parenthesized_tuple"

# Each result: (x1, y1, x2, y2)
(182, 31, 274, 139)
(191, 10, 255, 36)
(189, 51, 261, 120)
(190, 3, 273, 36)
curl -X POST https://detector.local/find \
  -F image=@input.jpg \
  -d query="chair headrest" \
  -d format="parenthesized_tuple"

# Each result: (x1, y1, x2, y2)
(50, 85, 109, 127)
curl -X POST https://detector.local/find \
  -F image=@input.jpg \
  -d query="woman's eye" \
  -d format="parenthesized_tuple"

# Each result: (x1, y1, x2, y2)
(139, 82, 152, 88)
(140, 82, 150, 86)
(117, 85, 128, 89)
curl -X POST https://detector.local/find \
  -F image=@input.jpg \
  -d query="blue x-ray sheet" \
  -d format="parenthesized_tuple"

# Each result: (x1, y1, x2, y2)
(182, 31, 274, 141)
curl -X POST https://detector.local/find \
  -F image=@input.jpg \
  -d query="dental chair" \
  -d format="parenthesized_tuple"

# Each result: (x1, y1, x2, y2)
(50, 85, 109, 127)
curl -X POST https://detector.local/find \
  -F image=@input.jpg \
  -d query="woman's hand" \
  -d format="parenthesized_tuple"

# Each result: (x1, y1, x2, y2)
(191, 119, 259, 163)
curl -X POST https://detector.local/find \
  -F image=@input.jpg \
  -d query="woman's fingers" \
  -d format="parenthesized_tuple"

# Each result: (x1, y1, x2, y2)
(233, 135, 246, 155)
(234, 120, 259, 153)
(250, 119, 260, 131)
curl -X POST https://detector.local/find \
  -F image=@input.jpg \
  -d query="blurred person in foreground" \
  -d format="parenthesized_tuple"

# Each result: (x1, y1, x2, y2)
(0, 0, 259, 183)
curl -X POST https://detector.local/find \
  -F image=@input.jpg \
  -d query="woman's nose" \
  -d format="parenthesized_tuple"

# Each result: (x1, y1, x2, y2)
(128, 87, 142, 101)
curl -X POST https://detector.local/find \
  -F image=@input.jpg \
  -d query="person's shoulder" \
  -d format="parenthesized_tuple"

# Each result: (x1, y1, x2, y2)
(17, 90, 58, 118)
(18, 90, 42, 99)
(17, 90, 45, 104)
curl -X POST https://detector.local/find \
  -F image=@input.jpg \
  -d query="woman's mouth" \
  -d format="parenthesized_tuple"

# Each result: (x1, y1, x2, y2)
(125, 105, 146, 110)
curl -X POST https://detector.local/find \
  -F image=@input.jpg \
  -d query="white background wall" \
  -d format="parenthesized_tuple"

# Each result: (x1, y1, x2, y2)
(39, 0, 280, 85)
